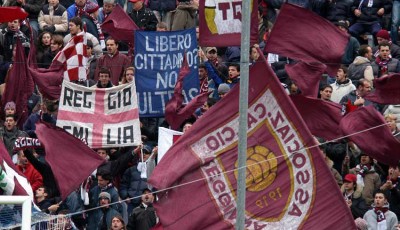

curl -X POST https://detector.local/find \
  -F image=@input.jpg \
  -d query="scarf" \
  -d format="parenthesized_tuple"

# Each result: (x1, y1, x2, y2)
(389, 176, 400, 188)
(344, 191, 353, 201)
(356, 164, 373, 186)
(375, 56, 390, 77)
(76, 5, 105, 49)
(373, 203, 389, 230)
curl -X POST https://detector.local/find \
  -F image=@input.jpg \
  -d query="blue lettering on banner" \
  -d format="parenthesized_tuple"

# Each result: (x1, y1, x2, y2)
(134, 28, 199, 117)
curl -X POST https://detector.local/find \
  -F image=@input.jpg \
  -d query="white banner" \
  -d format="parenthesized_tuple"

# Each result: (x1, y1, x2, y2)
(57, 81, 141, 148)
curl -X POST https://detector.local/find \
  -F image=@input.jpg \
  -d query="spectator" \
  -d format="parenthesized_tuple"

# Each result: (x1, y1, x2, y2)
(335, 21, 360, 65)
(156, 22, 168, 31)
(128, 0, 158, 31)
(15, 150, 43, 192)
(41, 34, 64, 69)
(371, 41, 400, 78)
(121, 66, 134, 84)
(384, 106, 400, 129)
(342, 174, 369, 219)
(340, 79, 374, 115)
(38, 0, 68, 35)
(321, 0, 352, 25)
(384, 114, 400, 140)
(66, 0, 99, 38)
(148, 0, 176, 30)
(36, 31, 52, 68)
(0, 114, 28, 157)
(35, 186, 59, 213)
(4, 101, 16, 116)
(94, 37, 131, 86)
(347, 45, 374, 85)
(98, 0, 116, 23)
(86, 39, 98, 80)
(111, 215, 127, 230)
(349, 0, 389, 44)
(250, 45, 260, 65)
(87, 191, 122, 230)
(373, 29, 400, 59)
(198, 63, 208, 94)
(127, 188, 157, 230)
(380, 162, 400, 219)
(226, 63, 240, 86)
(0, 19, 30, 62)
(170, 0, 198, 31)
(64, 17, 102, 56)
(363, 191, 398, 229)
(330, 65, 356, 103)
(218, 83, 230, 99)
(17, 0, 44, 36)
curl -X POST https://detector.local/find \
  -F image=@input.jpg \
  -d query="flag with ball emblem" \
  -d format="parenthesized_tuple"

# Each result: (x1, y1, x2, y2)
(148, 52, 356, 229)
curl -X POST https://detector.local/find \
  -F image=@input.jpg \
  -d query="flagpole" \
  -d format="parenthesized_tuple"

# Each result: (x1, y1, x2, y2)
(236, 0, 251, 229)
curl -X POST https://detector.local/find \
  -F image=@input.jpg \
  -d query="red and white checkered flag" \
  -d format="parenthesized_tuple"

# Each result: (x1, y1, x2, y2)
(52, 31, 88, 81)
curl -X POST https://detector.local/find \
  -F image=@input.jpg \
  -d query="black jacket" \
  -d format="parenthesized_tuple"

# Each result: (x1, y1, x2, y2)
(129, 6, 158, 31)
(127, 203, 157, 230)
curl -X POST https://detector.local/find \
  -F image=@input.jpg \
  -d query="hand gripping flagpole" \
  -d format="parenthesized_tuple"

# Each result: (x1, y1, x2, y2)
(236, 0, 251, 229)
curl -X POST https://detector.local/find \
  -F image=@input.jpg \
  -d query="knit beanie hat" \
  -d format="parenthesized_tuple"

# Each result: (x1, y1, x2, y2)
(376, 29, 390, 40)
(4, 101, 16, 111)
(85, 1, 99, 14)
(218, 84, 230, 94)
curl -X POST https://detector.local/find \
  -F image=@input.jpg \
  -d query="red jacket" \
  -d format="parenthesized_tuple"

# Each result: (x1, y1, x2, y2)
(94, 51, 131, 86)
(16, 163, 43, 192)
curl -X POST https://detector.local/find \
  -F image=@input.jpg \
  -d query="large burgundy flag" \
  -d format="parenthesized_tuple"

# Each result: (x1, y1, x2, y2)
(101, 4, 139, 44)
(265, 3, 349, 75)
(2, 39, 34, 127)
(0, 7, 28, 23)
(149, 57, 355, 229)
(165, 55, 209, 130)
(0, 142, 33, 197)
(290, 95, 343, 141)
(35, 121, 105, 200)
(285, 62, 326, 98)
(199, 0, 259, 46)
(339, 106, 400, 165)
(364, 74, 400, 104)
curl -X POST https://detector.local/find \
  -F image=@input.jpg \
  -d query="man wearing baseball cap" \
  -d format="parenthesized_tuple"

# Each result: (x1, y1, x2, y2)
(342, 174, 368, 219)
(128, 0, 158, 31)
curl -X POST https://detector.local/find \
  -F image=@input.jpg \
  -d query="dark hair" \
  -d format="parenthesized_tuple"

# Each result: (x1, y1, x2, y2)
(69, 17, 82, 30)
(339, 64, 348, 74)
(228, 63, 240, 72)
(378, 41, 391, 50)
(199, 63, 206, 70)
(358, 45, 370, 57)
(51, 34, 64, 47)
(5, 114, 16, 121)
(319, 84, 332, 91)
(373, 190, 387, 200)
(105, 36, 118, 46)
(207, 98, 217, 107)
(356, 78, 370, 89)
(99, 67, 111, 77)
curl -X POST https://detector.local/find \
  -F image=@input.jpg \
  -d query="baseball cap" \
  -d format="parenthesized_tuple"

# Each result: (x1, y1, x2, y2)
(343, 174, 357, 183)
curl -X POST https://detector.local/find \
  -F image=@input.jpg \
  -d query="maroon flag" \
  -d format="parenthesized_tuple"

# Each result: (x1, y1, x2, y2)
(101, 5, 139, 44)
(285, 62, 326, 97)
(290, 95, 343, 141)
(199, 0, 259, 46)
(165, 55, 209, 130)
(364, 74, 400, 104)
(0, 7, 28, 23)
(149, 56, 355, 229)
(27, 36, 63, 100)
(35, 121, 105, 200)
(0, 142, 32, 196)
(2, 39, 34, 127)
(339, 106, 400, 165)
(265, 3, 349, 75)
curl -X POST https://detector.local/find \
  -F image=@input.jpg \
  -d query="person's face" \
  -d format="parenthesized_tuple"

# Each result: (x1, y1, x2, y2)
(290, 84, 299, 95)
(198, 67, 207, 80)
(336, 68, 346, 82)
(343, 181, 354, 191)
(141, 191, 154, 204)
(141, 153, 150, 162)
(250, 47, 259, 61)
(97, 175, 109, 188)
(125, 69, 134, 83)
(5, 108, 15, 115)
(358, 82, 372, 96)
(106, 39, 118, 55)
(97, 149, 108, 159)
(75, 0, 86, 7)
(386, 117, 397, 132)
(69, 22, 80, 35)
(8, 20, 20, 31)
(48, 0, 59, 6)
(35, 187, 46, 198)
(201, 102, 210, 113)
(379, 45, 391, 60)
(133, 1, 143, 11)
(206, 50, 217, 61)
(18, 151, 28, 166)
(320, 87, 332, 101)
(377, 37, 388, 45)
(389, 166, 400, 179)
(360, 155, 371, 165)
(99, 73, 110, 87)
(111, 217, 124, 230)
(4, 117, 16, 131)
(338, 25, 347, 32)
(374, 193, 387, 208)
(86, 46, 93, 56)
(99, 196, 110, 206)
(50, 39, 62, 52)
(42, 33, 52, 46)
(183, 123, 192, 133)
(228, 66, 240, 79)
(103, 2, 115, 14)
